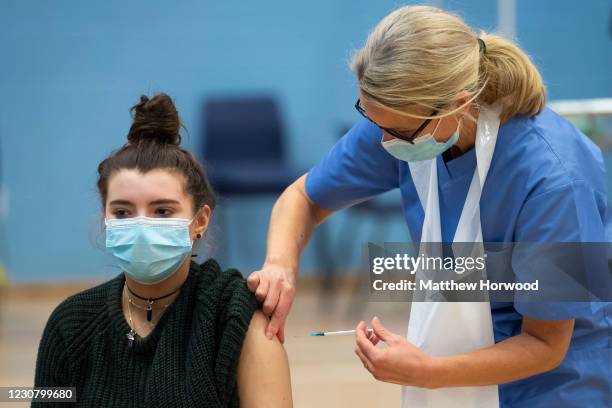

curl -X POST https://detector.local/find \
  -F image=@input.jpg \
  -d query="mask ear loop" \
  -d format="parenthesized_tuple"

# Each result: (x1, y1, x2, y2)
(453, 114, 464, 143)
(414, 115, 444, 143)
(434, 112, 463, 144)
(430, 116, 444, 140)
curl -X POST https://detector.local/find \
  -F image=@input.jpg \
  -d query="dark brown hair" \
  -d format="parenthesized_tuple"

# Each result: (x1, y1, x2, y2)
(96, 93, 216, 214)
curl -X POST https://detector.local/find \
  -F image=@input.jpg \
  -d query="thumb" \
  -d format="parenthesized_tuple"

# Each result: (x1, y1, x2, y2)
(371, 316, 398, 344)
(246, 271, 260, 292)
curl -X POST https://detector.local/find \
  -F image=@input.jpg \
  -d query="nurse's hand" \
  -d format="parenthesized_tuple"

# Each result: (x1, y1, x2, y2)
(354, 317, 436, 388)
(247, 262, 297, 344)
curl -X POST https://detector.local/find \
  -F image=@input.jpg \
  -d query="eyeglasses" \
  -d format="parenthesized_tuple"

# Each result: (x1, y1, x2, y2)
(354, 98, 439, 144)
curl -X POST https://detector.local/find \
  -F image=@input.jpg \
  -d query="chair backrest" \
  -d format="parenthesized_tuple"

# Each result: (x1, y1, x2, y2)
(203, 96, 285, 164)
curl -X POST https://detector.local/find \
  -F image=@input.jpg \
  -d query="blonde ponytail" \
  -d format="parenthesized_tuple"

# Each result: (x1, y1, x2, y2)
(478, 33, 546, 120)
(351, 5, 546, 122)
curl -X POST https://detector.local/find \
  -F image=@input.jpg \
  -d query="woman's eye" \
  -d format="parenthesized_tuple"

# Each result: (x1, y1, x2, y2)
(113, 209, 129, 218)
(156, 208, 174, 217)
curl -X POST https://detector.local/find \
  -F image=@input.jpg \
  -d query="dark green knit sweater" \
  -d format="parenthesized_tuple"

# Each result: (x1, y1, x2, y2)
(32, 259, 260, 407)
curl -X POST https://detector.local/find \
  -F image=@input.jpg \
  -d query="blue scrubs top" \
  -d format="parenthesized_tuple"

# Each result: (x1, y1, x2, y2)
(305, 107, 611, 407)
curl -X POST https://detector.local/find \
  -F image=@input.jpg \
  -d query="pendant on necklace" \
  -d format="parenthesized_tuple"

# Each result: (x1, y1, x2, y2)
(126, 329, 136, 349)
(146, 301, 153, 322)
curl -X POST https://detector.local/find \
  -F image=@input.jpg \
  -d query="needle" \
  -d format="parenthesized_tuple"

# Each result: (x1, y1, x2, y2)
(309, 328, 374, 337)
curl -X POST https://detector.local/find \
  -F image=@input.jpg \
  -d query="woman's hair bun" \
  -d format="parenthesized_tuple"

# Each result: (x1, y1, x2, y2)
(127, 93, 181, 145)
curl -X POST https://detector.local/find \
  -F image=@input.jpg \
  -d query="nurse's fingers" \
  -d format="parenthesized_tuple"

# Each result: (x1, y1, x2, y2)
(254, 275, 270, 303)
(355, 321, 379, 362)
(354, 343, 375, 374)
(262, 282, 280, 316)
(266, 287, 294, 342)
(371, 316, 399, 345)
(367, 331, 380, 346)
(246, 271, 260, 292)
(277, 324, 286, 344)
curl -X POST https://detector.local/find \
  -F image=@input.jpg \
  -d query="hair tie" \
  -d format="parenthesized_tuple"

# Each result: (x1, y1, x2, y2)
(477, 38, 487, 55)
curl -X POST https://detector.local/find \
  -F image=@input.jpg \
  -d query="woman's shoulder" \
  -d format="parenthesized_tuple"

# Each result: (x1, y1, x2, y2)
(501, 106, 597, 153)
(497, 107, 606, 195)
(196, 258, 244, 284)
(195, 258, 252, 296)
(47, 274, 121, 325)
(193, 258, 261, 320)
(37, 274, 123, 363)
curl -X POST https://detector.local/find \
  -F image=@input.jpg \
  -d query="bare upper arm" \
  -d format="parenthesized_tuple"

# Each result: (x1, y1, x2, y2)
(294, 173, 334, 225)
(521, 317, 574, 368)
(237, 310, 293, 407)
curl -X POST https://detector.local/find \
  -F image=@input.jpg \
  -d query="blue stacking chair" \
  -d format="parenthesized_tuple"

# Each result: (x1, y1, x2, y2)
(202, 95, 336, 282)
(203, 96, 298, 195)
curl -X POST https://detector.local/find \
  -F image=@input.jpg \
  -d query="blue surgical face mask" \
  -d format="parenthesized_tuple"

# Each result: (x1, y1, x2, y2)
(104, 215, 196, 285)
(381, 120, 460, 162)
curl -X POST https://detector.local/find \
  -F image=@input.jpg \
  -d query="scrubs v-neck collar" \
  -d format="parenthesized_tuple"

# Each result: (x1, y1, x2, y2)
(436, 146, 477, 185)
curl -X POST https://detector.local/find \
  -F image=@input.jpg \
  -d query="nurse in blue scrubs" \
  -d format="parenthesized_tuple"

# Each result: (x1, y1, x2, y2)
(247, 5, 611, 407)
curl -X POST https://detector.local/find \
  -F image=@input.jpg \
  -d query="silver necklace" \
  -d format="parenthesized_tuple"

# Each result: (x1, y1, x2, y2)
(123, 285, 166, 349)
(127, 296, 171, 312)
(125, 283, 181, 322)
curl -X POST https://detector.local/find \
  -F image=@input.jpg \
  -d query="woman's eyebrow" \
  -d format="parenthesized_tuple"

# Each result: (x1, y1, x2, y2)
(109, 199, 133, 206)
(108, 199, 181, 206)
(149, 199, 181, 205)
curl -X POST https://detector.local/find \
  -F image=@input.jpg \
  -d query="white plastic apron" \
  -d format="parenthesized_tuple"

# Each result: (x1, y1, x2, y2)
(401, 103, 503, 408)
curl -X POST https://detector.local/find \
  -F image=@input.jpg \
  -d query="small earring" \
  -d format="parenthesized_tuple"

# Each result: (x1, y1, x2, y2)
(196, 233, 202, 239)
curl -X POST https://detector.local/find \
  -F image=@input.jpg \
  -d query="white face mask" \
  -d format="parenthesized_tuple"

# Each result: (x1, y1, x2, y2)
(381, 119, 460, 162)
